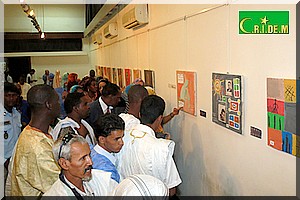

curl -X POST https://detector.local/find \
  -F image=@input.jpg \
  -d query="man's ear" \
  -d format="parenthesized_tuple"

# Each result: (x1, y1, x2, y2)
(73, 105, 79, 113)
(58, 158, 70, 170)
(45, 101, 52, 110)
(99, 136, 106, 145)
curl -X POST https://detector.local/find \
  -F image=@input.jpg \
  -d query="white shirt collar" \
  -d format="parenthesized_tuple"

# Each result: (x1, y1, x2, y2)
(63, 175, 94, 196)
(98, 97, 108, 113)
(93, 144, 116, 165)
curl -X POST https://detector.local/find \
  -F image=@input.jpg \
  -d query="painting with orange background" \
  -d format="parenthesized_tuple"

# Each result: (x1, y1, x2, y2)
(176, 71, 196, 116)
(133, 69, 142, 81)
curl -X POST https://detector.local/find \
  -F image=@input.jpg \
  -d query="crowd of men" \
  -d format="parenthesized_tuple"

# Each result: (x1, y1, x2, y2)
(3, 69, 182, 198)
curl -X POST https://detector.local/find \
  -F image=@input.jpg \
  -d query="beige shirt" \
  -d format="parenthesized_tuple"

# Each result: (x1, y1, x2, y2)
(5, 125, 60, 197)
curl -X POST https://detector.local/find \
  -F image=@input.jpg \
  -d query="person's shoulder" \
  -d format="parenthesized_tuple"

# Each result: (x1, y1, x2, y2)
(42, 179, 67, 197)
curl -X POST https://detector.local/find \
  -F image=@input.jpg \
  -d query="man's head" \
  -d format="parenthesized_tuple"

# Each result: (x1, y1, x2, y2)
(45, 70, 49, 75)
(29, 69, 35, 75)
(64, 92, 91, 119)
(133, 78, 144, 86)
(140, 95, 165, 128)
(128, 85, 148, 105)
(93, 114, 125, 153)
(19, 75, 26, 85)
(4, 82, 19, 111)
(53, 130, 93, 182)
(101, 82, 121, 107)
(89, 69, 96, 78)
(27, 84, 60, 119)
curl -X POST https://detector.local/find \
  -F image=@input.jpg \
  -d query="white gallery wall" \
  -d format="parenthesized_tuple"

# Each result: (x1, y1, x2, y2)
(89, 3, 296, 195)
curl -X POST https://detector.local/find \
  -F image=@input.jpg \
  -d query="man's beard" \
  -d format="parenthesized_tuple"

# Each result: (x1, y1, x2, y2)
(82, 166, 92, 182)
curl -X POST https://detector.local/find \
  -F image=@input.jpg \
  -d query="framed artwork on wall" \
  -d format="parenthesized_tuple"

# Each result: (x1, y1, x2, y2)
(95, 65, 102, 76)
(176, 70, 197, 116)
(124, 68, 132, 86)
(117, 68, 124, 89)
(133, 69, 142, 81)
(144, 70, 155, 88)
(106, 67, 112, 82)
(212, 73, 242, 134)
(267, 78, 299, 157)
(112, 68, 118, 84)
(103, 66, 107, 79)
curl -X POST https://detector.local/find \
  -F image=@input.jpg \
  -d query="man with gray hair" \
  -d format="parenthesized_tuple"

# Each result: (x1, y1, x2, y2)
(43, 128, 117, 196)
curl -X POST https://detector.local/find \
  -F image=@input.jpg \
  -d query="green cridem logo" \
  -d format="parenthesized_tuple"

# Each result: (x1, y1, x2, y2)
(239, 11, 289, 34)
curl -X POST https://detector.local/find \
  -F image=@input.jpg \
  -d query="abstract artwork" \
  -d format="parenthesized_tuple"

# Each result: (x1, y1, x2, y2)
(124, 68, 132, 86)
(144, 70, 155, 87)
(117, 68, 124, 89)
(212, 73, 242, 134)
(267, 78, 298, 156)
(133, 69, 142, 81)
(176, 71, 197, 116)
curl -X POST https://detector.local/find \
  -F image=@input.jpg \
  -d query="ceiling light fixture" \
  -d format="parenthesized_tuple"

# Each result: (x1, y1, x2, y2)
(21, 2, 43, 38)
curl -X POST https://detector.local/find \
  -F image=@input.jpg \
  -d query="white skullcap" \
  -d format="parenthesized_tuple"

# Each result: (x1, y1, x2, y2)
(112, 174, 169, 197)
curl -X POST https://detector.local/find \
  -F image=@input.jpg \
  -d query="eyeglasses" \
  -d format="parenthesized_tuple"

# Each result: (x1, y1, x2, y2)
(58, 133, 74, 159)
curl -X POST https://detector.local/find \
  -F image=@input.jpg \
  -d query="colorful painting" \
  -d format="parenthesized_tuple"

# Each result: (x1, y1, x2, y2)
(112, 68, 118, 84)
(133, 69, 142, 81)
(118, 68, 124, 89)
(267, 78, 298, 157)
(176, 71, 197, 116)
(144, 70, 155, 87)
(212, 73, 242, 134)
(124, 68, 132, 86)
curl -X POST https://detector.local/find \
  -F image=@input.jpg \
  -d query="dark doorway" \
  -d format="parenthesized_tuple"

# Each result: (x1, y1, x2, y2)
(5, 57, 31, 83)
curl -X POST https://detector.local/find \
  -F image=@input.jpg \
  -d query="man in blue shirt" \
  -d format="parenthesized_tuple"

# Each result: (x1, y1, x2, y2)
(3, 82, 22, 180)
(91, 113, 125, 183)
(42, 70, 55, 87)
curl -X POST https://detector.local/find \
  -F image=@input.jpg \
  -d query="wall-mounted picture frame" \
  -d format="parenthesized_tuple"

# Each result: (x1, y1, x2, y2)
(124, 68, 132, 86)
(212, 72, 242, 134)
(176, 70, 197, 116)
(144, 70, 155, 88)
(133, 69, 142, 81)
(117, 68, 124, 89)
(112, 67, 118, 84)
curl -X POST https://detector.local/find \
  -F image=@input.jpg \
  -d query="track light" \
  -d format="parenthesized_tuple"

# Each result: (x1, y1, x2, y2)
(20, 2, 43, 37)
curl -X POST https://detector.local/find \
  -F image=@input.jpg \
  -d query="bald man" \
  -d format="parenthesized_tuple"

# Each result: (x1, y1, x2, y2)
(6, 84, 61, 197)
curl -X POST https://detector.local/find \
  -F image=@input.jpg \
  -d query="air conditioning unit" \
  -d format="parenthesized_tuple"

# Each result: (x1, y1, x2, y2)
(92, 33, 102, 45)
(103, 22, 118, 39)
(122, 4, 148, 29)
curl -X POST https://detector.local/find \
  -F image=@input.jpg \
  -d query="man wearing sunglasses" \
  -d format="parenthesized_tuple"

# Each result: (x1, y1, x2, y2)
(43, 130, 117, 196)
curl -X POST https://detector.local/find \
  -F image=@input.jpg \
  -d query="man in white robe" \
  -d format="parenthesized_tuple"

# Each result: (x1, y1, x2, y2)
(51, 92, 96, 145)
(116, 85, 148, 170)
(117, 95, 182, 196)
(43, 131, 117, 196)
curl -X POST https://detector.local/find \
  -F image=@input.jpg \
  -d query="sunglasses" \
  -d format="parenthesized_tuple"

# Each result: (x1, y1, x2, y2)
(58, 133, 74, 159)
